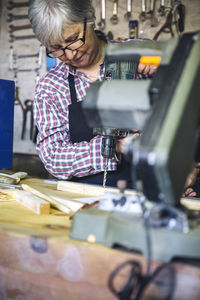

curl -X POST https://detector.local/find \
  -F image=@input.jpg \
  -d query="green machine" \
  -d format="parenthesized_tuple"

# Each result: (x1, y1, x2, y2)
(70, 32, 200, 262)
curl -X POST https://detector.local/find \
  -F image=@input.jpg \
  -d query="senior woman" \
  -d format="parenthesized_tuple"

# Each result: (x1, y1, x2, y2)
(28, 0, 153, 187)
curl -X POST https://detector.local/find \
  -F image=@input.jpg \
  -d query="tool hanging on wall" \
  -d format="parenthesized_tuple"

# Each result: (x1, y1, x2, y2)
(21, 99, 34, 140)
(110, 0, 119, 25)
(124, 0, 132, 21)
(139, 0, 159, 26)
(9, 24, 32, 34)
(6, 1, 42, 147)
(7, 13, 29, 22)
(9, 45, 43, 72)
(153, 8, 174, 40)
(97, 0, 106, 30)
(148, 0, 159, 27)
(14, 74, 24, 113)
(140, 0, 148, 21)
(158, 0, 166, 16)
(9, 34, 37, 43)
(7, 1, 29, 10)
(174, 2, 185, 34)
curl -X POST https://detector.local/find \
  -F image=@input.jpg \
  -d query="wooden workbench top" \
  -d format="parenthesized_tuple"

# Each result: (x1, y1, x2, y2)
(0, 178, 200, 300)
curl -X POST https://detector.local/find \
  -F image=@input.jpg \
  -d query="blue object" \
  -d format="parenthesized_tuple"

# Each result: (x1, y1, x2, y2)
(46, 55, 57, 71)
(0, 79, 15, 169)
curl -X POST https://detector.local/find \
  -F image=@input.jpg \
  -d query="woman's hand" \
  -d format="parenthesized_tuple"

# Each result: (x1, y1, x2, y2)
(137, 63, 158, 76)
(116, 130, 140, 154)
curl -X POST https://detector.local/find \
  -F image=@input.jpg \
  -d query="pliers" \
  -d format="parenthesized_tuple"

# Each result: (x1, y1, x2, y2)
(153, 8, 174, 40)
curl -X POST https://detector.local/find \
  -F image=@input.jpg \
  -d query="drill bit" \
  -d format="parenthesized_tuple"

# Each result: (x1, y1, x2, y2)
(103, 158, 109, 188)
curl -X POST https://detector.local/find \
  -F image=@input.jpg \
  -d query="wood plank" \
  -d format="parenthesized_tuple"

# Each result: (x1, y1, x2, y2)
(0, 201, 70, 238)
(4, 189, 50, 215)
(21, 184, 71, 214)
(57, 180, 137, 196)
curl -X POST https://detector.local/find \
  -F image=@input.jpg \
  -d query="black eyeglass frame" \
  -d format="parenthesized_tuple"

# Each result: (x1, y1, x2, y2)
(46, 18, 87, 58)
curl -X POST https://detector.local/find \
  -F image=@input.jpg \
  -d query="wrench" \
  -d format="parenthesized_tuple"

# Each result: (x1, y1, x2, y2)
(9, 46, 14, 70)
(13, 67, 40, 73)
(139, 0, 147, 21)
(97, 0, 106, 30)
(124, 0, 132, 21)
(158, 0, 165, 16)
(7, 1, 29, 10)
(9, 24, 32, 33)
(7, 13, 29, 22)
(37, 45, 43, 68)
(110, 0, 119, 25)
(14, 53, 39, 59)
(148, 0, 159, 27)
(9, 34, 36, 42)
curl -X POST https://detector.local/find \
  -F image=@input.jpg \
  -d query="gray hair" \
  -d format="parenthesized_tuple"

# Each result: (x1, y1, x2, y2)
(28, 0, 95, 47)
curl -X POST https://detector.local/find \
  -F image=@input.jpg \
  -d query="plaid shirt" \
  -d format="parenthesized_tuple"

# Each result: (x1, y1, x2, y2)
(34, 61, 117, 179)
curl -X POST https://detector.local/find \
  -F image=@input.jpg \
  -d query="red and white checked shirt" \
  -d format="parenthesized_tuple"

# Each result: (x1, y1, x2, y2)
(34, 61, 117, 179)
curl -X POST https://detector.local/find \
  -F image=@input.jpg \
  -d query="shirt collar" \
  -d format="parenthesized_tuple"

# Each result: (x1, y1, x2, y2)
(63, 60, 105, 81)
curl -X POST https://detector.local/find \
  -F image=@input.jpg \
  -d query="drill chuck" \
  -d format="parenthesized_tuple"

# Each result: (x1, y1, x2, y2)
(93, 128, 129, 159)
(102, 136, 116, 158)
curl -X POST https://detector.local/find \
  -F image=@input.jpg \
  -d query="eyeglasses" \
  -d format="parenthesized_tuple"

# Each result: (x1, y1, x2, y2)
(46, 18, 87, 58)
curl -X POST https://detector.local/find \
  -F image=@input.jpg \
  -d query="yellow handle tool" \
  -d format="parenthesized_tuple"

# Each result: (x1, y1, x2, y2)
(140, 56, 162, 66)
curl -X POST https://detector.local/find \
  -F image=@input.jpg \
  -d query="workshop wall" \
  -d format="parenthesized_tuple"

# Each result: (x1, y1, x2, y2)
(0, 0, 200, 156)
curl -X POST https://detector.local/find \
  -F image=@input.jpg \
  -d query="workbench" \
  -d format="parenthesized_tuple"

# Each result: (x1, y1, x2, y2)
(0, 178, 199, 300)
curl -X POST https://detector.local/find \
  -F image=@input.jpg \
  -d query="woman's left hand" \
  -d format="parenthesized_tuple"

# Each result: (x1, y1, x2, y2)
(137, 63, 158, 76)
(116, 130, 140, 154)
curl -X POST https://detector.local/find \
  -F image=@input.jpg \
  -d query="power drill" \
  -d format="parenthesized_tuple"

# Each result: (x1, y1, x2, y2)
(93, 128, 129, 187)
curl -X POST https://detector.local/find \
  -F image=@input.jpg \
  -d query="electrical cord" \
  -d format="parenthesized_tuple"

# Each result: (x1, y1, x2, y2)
(108, 159, 176, 300)
(108, 259, 176, 300)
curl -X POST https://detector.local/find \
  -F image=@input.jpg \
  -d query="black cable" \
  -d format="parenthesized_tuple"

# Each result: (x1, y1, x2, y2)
(108, 260, 142, 300)
(108, 159, 176, 300)
(108, 260, 176, 300)
(135, 263, 176, 300)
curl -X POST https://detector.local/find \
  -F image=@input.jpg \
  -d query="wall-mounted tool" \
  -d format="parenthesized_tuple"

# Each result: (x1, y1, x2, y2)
(14, 83, 24, 112)
(110, 0, 119, 25)
(37, 45, 43, 69)
(7, 1, 29, 10)
(158, 0, 165, 16)
(174, 3, 185, 34)
(139, 0, 147, 21)
(9, 46, 40, 63)
(124, 0, 132, 21)
(9, 46, 14, 71)
(9, 24, 32, 33)
(9, 34, 37, 43)
(13, 67, 40, 73)
(148, 0, 159, 27)
(21, 99, 34, 140)
(153, 8, 174, 40)
(7, 13, 29, 22)
(97, 0, 106, 31)
(9, 45, 43, 71)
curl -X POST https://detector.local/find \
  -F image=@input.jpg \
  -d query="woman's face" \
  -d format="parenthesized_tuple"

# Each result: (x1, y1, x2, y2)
(49, 22, 100, 69)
